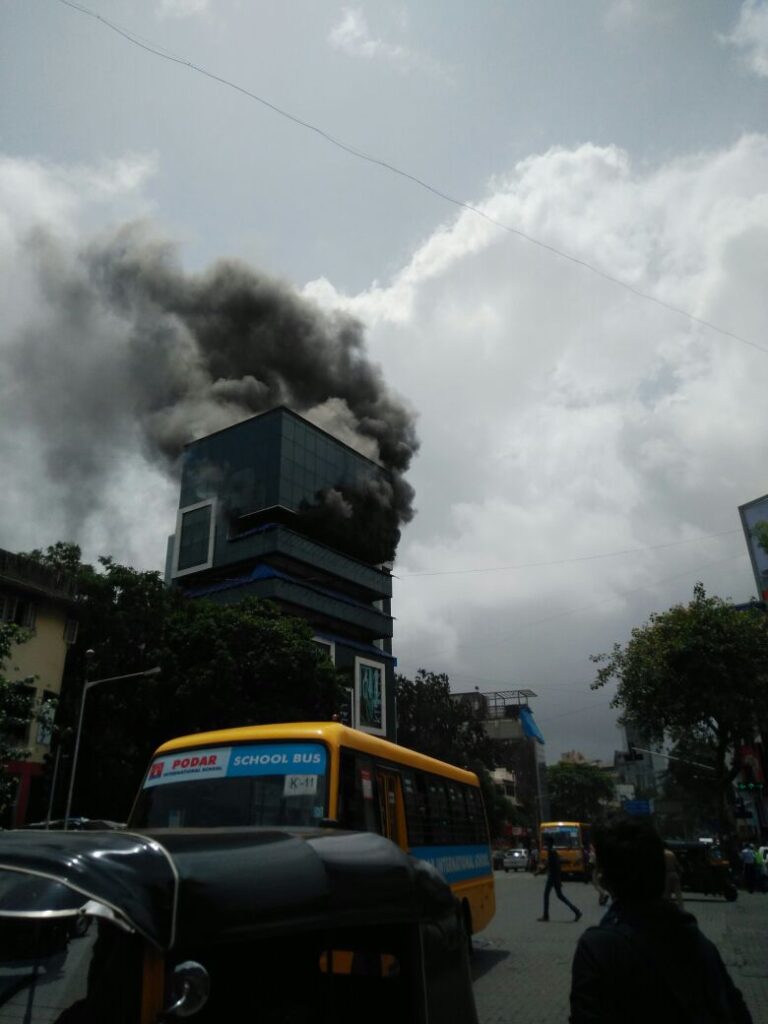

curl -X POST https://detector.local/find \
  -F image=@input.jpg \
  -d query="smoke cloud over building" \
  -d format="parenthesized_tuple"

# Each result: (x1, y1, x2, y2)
(2, 222, 418, 556)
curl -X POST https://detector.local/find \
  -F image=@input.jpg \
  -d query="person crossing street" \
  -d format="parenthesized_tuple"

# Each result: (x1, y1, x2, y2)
(538, 834, 582, 922)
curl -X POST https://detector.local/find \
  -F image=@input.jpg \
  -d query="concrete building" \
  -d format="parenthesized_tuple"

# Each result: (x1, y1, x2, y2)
(453, 690, 550, 825)
(165, 407, 397, 740)
(0, 548, 78, 826)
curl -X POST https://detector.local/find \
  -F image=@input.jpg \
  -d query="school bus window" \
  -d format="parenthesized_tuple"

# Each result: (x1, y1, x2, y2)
(401, 772, 425, 845)
(338, 750, 378, 832)
(428, 778, 451, 845)
(448, 784, 468, 843)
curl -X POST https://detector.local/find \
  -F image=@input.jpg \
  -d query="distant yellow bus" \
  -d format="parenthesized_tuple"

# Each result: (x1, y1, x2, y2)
(130, 721, 495, 937)
(539, 821, 591, 879)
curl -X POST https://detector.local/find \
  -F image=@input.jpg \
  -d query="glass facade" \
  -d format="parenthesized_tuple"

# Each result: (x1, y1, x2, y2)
(179, 408, 380, 516)
(177, 408, 393, 565)
(177, 504, 213, 572)
(277, 412, 379, 513)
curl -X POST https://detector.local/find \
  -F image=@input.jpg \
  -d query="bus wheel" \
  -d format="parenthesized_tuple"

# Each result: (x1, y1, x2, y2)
(462, 902, 474, 960)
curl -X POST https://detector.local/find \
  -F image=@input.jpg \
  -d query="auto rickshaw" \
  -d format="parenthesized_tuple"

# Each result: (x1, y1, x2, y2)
(0, 827, 478, 1023)
(665, 840, 738, 902)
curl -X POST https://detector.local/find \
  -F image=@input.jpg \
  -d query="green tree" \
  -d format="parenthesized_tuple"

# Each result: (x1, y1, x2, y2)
(0, 623, 37, 819)
(395, 670, 495, 770)
(592, 583, 768, 832)
(658, 736, 720, 838)
(25, 544, 346, 821)
(546, 762, 614, 822)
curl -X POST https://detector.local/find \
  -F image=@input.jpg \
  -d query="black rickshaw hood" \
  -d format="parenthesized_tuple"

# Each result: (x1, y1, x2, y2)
(0, 828, 454, 951)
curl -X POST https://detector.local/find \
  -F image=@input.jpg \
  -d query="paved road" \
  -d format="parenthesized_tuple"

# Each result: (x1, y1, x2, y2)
(472, 869, 768, 1024)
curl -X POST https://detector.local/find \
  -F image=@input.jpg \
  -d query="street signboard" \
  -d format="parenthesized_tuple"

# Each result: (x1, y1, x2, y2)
(623, 799, 653, 816)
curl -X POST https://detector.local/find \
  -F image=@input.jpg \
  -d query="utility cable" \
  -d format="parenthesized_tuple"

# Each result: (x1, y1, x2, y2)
(397, 527, 742, 578)
(56, 0, 768, 357)
(399, 549, 749, 667)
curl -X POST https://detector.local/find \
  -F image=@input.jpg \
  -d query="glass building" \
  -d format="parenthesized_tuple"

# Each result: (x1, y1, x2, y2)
(166, 407, 396, 739)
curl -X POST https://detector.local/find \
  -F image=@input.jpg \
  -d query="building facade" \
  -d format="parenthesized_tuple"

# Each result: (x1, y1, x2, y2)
(0, 549, 78, 826)
(453, 690, 550, 826)
(165, 407, 397, 740)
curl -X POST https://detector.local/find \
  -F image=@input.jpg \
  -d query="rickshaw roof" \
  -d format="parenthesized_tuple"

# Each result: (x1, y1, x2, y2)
(0, 827, 453, 951)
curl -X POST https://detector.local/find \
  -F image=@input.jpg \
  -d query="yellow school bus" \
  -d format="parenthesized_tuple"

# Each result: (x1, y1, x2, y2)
(539, 821, 591, 878)
(129, 721, 495, 938)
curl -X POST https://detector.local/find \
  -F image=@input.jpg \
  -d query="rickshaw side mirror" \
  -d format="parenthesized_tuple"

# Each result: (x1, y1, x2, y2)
(165, 960, 210, 1018)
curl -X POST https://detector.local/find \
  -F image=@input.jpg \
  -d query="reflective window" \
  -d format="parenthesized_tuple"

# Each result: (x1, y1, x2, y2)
(177, 504, 212, 571)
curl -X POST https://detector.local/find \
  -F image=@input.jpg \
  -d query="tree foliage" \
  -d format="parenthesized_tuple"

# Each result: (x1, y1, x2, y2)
(395, 670, 495, 770)
(659, 736, 720, 838)
(25, 544, 346, 821)
(546, 761, 614, 823)
(592, 582, 768, 829)
(0, 623, 37, 817)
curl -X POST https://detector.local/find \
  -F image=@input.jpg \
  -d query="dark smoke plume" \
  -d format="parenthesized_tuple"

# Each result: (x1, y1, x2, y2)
(3, 222, 418, 551)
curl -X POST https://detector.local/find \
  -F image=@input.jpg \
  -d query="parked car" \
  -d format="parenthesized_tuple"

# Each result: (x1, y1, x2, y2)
(502, 848, 528, 872)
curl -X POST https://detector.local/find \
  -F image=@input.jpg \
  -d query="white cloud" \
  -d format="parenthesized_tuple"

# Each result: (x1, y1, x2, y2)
(327, 7, 447, 76)
(306, 134, 768, 757)
(158, 0, 210, 18)
(722, 0, 768, 77)
(602, 0, 683, 31)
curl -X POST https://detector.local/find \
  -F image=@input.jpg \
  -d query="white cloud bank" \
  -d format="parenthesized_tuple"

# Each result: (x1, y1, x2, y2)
(3, 135, 767, 758)
(306, 135, 768, 757)
(327, 7, 447, 77)
(157, 0, 210, 19)
(722, 0, 768, 77)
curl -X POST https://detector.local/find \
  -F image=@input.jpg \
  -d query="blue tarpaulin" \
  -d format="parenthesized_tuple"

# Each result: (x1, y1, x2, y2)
(519, 706, 545, 745)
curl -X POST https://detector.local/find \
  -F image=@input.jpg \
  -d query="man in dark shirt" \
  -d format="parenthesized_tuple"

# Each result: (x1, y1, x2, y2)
(570, 819, 752, 1023)
(538, 835, 582, 922)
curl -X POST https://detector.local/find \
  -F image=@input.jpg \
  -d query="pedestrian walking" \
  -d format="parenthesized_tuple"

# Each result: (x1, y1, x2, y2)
(588, 843, 609, 907)
(740, 843, 756, 894)
(570, 818, 752, 1024)
(663, 847, 683, 907)
(537, 835, 582, 923)
(528, 845, 539, 873)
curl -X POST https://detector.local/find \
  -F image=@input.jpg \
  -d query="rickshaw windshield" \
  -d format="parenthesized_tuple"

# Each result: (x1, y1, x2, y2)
(0, 871, 141, 1024)
(131, 741, 329, 829)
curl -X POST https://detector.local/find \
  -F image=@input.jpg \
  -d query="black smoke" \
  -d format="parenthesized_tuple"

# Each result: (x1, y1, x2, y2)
(3, 222, 418, 553)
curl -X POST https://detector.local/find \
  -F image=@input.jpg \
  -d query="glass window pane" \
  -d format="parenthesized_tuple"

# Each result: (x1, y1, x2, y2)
(177, 505, 212, 571)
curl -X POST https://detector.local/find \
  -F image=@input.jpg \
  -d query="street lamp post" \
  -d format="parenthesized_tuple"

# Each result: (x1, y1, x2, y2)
(63, 662, 161, 829)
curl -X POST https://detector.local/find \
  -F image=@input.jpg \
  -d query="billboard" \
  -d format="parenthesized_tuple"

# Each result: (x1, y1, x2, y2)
(738, 494, 768, 600)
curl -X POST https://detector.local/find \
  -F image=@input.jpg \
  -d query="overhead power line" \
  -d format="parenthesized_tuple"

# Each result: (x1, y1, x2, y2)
(400, 549, 748, 666)
(397, 527, 742, 578)
(57, 0, 768, 357)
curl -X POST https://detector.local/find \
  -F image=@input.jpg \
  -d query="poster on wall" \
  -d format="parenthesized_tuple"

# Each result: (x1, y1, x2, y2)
(739, 494, 768, 601)
(355, 658, 386, 736)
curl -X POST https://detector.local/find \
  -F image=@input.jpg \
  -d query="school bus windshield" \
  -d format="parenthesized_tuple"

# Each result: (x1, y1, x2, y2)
(130, 741, 328, 829)
(541, 826, 581, 848)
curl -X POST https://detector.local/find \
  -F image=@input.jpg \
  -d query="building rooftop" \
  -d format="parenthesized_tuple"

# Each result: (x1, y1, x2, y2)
(0, 549, 77, 603)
